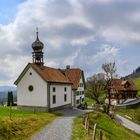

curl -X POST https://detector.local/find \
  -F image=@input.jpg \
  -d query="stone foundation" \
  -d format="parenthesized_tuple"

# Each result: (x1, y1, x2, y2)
(17, 105, 49, 112)
(17, 103, 72, 112)
(49, 103, 72, 112)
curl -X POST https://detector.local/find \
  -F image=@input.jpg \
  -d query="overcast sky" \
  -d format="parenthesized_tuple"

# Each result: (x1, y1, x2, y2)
(0, 0, 140, 86)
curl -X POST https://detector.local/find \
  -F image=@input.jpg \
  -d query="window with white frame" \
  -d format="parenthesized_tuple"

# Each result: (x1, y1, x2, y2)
(79, 83, 83, 87)
(76, 91, 79, 95)
(76, 99, 80, 104)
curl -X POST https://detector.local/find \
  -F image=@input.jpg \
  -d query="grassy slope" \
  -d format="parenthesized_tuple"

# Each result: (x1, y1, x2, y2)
(0, 107, 58, 140)
(116, 106, 140, 125)
(71, 116, 90, 140)
(132, 77, 140, 96)
(72, 111, 140, 140)
(85, 97, 95, 106)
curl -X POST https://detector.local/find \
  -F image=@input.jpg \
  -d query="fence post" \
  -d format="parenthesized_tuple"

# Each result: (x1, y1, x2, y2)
(87, 119, 90, 132)
(92, 123, 97, 140)
(85, 115, 88, 129)
(100, 129, 102, 140)
(83, 115, 86, 125)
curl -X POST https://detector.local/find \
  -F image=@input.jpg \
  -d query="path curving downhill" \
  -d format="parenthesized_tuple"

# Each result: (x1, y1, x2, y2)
(31, 108, 92, 140)
(114, 114, 140, 134)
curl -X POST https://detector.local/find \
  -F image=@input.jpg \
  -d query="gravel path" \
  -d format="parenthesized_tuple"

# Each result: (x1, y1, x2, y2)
(32, 117, 73, 140)
(31, 108, 92, 140)
(114, 114, 140, 134)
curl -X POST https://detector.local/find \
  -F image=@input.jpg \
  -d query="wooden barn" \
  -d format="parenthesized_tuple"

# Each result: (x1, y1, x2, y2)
(106, 79, 138, 105)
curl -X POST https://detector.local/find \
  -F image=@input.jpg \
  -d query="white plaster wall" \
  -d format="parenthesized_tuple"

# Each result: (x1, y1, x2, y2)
(72, 90, 74, 106)
(17, 66, 47, 107)
(50, 84, 71, 108)
(75, 77, 85, 106)
(77, 77, 85, 91)
(105, 99, 125, 105)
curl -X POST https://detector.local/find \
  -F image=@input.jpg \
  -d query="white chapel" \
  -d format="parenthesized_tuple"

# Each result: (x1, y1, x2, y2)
(14, 31, 85, 112)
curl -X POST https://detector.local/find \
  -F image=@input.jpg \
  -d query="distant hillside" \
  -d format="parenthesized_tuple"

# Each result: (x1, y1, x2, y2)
(123, 67, 140, 96)
(0, 86, 16, 92)
(123, 66, 140, 79)
(133, 78, 140, 96)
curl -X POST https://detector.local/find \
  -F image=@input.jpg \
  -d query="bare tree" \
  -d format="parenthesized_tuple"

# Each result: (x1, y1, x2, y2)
(102, 62, 117, 114)
(86, 73, 105, 104)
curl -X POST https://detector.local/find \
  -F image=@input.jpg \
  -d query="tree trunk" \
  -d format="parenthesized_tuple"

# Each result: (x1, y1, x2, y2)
(94, 98, 100, 104)
(106, 81, 111, 115)
(106, 91, 111, 114)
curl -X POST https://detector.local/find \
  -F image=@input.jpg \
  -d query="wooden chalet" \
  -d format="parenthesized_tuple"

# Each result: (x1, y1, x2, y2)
(108, 79, 138, 104)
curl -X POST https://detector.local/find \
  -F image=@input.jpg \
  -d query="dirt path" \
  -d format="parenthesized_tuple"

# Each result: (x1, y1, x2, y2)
(31, 108, 92, 140)
(115, 114, 140, 134)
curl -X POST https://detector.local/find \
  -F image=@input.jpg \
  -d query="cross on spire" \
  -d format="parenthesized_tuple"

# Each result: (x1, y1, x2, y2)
(36, 27, 39, 40)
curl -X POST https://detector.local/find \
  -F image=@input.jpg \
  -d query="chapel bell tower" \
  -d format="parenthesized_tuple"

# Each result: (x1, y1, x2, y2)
(32, 29, 44, 66)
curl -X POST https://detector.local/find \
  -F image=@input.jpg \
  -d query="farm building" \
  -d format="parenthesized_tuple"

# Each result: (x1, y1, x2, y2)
(105, 79, 138, 105)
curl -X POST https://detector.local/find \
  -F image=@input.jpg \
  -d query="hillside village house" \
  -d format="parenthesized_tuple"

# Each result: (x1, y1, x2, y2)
(106, 79, 138, 105)
(14, 31, 85, 112)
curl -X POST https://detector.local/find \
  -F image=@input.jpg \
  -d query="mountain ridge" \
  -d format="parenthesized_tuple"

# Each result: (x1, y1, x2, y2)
(123, 66, 140, 79)
(0, 86, 16, 92)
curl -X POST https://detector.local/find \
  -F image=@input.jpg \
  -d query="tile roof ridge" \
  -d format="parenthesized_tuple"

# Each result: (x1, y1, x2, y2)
(64, 68, 82, 71)
(32, 63, 60, 70)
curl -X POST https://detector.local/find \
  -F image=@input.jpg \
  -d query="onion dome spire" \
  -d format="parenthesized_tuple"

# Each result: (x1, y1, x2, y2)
(32, 27, 44, 50)
(32, 28, 44, 66)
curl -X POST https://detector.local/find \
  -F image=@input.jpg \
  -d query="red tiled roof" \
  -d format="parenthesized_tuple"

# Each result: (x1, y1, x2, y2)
(64, 69, 83, 89)
(110, 79, 137, 91)
(14, 63, 84, 89)
(31, 63, 71, 84)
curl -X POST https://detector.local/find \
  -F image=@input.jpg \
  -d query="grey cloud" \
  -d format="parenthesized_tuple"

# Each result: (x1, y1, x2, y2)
(82, 1, 140, 26)
(1, 0, 140, 85)
(50, 24, 94, 39)
(0, 73, 11, 81)
(44, 0, 73, 18)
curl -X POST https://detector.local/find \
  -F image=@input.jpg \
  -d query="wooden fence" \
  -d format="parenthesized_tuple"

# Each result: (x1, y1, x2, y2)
(83, 114, 103, 140)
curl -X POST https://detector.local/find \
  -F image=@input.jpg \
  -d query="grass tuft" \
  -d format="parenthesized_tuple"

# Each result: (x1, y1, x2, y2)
(85, 97, 95, 106)
(72, 111, 140, 140)
(72, 116, 90, 140)
(0, 106, 58, 140)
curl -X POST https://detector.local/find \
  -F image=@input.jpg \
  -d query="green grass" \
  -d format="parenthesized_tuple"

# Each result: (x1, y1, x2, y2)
(72, 111, 140, 140)
(133, 77, 140, 96)
(116, 106, 140, 125)
(71, 116, 90, 140)
(0, 106, 35, 117)
(85, 97, 95, 106)
(0, 106, 58, 140)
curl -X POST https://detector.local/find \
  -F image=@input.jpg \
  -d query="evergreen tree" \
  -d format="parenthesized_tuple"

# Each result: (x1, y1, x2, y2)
(7, 91, 14, 106)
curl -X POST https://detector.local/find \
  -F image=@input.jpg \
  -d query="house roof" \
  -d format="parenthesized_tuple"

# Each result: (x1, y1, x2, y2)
(14, 63, 85, 89)
(31, 63, 71, 84)
(110, 79, 137, 92)
(63, 68, 85, 89)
